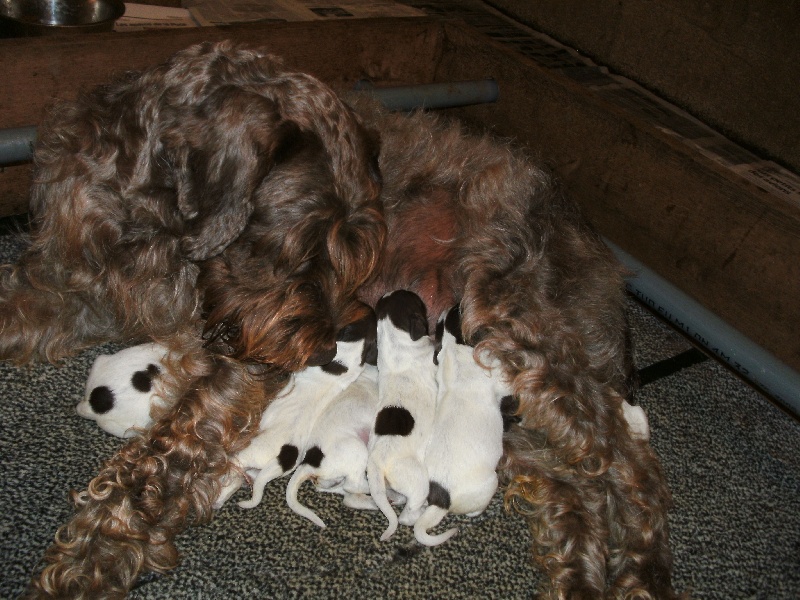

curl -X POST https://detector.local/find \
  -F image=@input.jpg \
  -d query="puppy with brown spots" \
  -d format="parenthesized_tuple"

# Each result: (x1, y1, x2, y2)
(215, 310, 377, 509)
(366, 290, 438, 541)
(414, 305, 512, 546)
(77, 343, 170, 438)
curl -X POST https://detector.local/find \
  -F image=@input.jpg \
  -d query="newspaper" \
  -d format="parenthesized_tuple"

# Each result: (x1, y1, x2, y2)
(115, 1, 422, 31)
(114, 4, 198, 31)
(183, 0, 423, 26)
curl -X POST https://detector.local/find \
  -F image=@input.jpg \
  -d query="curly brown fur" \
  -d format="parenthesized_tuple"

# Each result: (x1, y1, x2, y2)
(1, 43, 678, 599)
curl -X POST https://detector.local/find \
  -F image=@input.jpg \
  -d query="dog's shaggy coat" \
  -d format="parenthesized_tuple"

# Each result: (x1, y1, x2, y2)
(0, 42, 677, 599)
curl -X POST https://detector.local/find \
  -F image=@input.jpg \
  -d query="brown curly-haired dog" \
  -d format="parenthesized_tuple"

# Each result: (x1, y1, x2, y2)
(0, 41, 677, 599)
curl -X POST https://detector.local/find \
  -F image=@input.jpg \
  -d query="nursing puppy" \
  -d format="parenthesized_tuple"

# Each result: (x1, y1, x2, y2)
(77, 343, 171, 438)
(367, 290, 438, 541)
(285, 364, 380, 528)
(215, 310, 377, 509)
(414, 305, 511, 546)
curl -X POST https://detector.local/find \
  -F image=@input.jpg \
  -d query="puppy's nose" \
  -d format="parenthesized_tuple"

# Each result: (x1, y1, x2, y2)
(306, 343, 337, 367)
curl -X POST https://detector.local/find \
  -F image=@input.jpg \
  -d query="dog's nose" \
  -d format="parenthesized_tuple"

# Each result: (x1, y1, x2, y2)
(306, 343, 337, 367)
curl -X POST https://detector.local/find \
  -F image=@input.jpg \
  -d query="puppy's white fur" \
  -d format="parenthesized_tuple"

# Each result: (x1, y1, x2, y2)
(77, 343, 169, 438)
(214, 337, 369, 510)
(367, 291, 438, 541)
(414, 307, 510, 546)
(623, 400, 650, 441)
(285, 365, 380, 527)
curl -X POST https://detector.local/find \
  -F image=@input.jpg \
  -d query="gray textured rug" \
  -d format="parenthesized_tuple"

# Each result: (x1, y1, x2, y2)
(1, 225, 799, 599)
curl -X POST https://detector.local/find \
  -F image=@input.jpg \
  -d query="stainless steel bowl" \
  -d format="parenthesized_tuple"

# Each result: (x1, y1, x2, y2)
(0, 0, 125, 36)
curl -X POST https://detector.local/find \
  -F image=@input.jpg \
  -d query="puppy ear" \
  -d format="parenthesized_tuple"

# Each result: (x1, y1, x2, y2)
(305, 343, 338, 367)
(406, 312, 429, 342)
(444, 304, 466, 345)
(173, 88, 300, 261)
(362, 336, 378, 367)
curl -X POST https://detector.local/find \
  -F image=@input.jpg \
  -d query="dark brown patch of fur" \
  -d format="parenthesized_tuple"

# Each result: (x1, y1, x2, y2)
(374, 406, 415, 437)
(302, 446, 325, 469)
(427, 481, 451, 510)
(278, 444, 300, 473)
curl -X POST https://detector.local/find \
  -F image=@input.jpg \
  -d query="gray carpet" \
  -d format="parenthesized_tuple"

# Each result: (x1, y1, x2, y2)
(1, 225, 799, 600)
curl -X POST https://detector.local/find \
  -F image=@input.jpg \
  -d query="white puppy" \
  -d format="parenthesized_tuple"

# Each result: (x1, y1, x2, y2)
(367, 290, 438, 541)
(285, 364, 380, 527)
(215, 310, 377, 510)
(414, 305, 511, 546)
(77, 343, 170, 438)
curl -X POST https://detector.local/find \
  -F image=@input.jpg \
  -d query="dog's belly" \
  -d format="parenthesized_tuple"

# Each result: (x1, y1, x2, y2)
(358, 188, 459, 328)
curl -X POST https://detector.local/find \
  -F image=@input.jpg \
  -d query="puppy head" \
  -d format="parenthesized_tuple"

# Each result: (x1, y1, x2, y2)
(335, 305, 378, 366)
(320, 306, 378, 375)
(171, 43, 386, 371)
(376, 290, 429, 342)
(434, 304, 466, 365)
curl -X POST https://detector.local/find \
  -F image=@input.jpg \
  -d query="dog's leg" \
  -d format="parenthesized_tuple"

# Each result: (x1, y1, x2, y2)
(459, 228, 677, 599)
(237, 460, 286, 509)
(26, 351, 282, 598)
(342, 492, 380, 510)
(394, 458, 430, 527)
(501, 427, 612, 599)
(603, 436, 678, 600)
(0, 234, 200, 365)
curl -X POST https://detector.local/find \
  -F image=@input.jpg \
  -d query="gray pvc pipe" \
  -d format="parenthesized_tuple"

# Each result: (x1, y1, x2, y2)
(353, 79, 499, 111)
(606, 239, 800, 416)
(0, 80, 500, 166)
(0, 126, 37, 165)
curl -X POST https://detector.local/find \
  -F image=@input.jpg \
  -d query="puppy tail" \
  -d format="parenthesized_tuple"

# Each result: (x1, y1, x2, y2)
(413, 505, 457, 547)
(285, 465, 326, 528)
(366, 457, 398, 541)
(237, 460, 284, 509)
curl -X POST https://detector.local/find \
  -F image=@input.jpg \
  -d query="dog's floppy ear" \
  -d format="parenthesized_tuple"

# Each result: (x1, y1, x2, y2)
(406, 310, 428, 342)
(305, 343, 338, 367)
(173, 88, 300, 261)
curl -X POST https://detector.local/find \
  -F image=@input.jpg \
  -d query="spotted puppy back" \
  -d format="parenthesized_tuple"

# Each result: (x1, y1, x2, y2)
(77, 343, 170, 438)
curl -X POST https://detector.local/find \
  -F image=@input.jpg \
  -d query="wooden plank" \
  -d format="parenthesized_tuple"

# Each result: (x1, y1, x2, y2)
(436, 21, 800, 372)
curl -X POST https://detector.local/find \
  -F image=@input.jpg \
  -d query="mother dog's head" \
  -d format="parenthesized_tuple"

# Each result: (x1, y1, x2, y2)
(162, 42, 386, 370)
